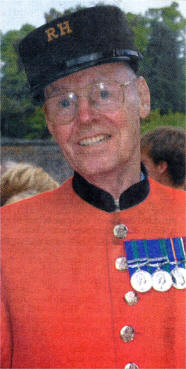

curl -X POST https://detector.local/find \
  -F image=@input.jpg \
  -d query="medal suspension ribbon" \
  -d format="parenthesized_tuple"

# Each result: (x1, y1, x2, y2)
(124, 238, 186, 293)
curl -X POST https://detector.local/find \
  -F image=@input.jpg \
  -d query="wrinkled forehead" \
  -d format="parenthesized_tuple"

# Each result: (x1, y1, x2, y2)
(45, 62, 135, 97)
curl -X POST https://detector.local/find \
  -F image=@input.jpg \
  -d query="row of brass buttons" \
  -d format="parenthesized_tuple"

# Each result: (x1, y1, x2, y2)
(114, 224, 139, 369)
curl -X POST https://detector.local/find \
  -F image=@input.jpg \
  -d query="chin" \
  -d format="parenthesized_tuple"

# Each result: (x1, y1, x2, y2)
(74, 160, 116, 178)
(75, 165, 105, 177)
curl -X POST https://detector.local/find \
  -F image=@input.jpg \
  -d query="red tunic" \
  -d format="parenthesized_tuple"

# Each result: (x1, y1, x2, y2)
(1, 177, 185, 368)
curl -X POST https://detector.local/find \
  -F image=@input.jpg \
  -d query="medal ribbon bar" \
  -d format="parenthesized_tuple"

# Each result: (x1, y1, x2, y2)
(124, 237, 186, 292)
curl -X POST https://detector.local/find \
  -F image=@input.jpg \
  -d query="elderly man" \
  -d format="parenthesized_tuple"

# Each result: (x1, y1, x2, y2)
(1, 6, 185, 369)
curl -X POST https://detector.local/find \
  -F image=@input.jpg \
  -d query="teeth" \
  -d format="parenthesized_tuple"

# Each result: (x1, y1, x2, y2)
(79, 135, 110, 146)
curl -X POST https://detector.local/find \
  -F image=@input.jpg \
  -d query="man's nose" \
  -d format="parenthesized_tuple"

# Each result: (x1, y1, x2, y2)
(76, 96, 95, 125)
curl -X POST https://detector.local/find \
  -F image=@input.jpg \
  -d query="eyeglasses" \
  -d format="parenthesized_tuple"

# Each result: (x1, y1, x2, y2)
(44, 79, 136, 125)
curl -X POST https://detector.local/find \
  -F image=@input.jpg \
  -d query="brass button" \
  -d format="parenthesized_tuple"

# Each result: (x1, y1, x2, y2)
(120, 325, 135, 342)
(113, 224, 128, 239)
(124, 363, 139, 369)
(124, 291, 139, 306)
(115, 256, 128, 271)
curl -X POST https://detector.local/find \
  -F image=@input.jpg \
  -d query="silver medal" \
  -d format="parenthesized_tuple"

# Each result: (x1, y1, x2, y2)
(171, 267, 186, 289)
(130, 270, 152, 293)
(152, 269, 172, 292)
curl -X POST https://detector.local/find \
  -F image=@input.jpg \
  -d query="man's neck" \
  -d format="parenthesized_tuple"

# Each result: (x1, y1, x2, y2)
(82, 161, 141, 199)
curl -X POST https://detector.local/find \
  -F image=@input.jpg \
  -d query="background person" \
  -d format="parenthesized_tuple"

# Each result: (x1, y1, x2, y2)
(4, 190, 41, 205)
(141, 126, 185, 190)
(1, 5, 185, 369)
(1, 162, 59, 206)
(0, 160, 18, 177)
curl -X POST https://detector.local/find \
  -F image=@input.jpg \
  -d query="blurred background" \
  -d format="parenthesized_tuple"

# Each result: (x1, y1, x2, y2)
(1, 0, 185, 184)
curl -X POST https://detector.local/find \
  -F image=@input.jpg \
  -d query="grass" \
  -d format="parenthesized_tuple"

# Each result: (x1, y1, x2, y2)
(141, 109, 185, 135)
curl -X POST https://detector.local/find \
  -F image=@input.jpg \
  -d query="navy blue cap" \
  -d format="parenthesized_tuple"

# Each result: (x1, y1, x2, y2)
(19, 5, 142, 103)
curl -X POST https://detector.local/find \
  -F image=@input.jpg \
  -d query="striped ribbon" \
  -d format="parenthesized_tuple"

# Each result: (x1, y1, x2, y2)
(124, 237, 186, 278)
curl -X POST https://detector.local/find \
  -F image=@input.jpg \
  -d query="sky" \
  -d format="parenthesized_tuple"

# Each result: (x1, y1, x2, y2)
(1, 0, 186, 34)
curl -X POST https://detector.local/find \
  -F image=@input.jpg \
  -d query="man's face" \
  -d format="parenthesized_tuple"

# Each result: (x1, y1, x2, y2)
(45, 63, 150, 178)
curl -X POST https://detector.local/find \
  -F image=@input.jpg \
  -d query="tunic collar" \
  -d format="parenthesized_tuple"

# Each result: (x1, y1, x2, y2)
(72, 164, 150, 212)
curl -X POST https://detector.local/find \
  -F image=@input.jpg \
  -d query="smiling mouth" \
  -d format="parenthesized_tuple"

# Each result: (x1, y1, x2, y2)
(79, 134, 111, 147)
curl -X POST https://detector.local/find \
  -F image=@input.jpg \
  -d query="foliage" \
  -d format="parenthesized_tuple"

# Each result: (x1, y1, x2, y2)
(1, 24, 43, 138)
(24, 107, 49, 139)
(142, 20, 185, 114)
(126, 13, 150, 54)
(141, 109, 186, 135)
(44, 2, 105, 22)
(145, 1, 186, 33)
(44, 8, 63, 23)
(44, 3, 85, 22)
(127, 1, 185, 114)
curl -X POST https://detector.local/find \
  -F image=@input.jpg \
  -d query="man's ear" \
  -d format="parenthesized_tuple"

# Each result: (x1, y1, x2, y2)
(137, 76, 151, 119)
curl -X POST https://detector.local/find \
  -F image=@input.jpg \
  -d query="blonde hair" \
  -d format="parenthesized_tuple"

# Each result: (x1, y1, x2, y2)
(1, 163, 59, 206)
(4, 190, 40, 205)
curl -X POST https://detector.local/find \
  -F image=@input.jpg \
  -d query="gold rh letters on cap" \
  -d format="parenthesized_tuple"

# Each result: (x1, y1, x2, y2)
(45, 27, 59, 42)
(57, 22, 72, 36)
(45, 21, 72, 42)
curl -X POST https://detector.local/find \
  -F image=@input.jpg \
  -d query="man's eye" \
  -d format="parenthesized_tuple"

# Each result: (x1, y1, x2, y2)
(100, 90, 110, 99)
(59, 99, 71, 108)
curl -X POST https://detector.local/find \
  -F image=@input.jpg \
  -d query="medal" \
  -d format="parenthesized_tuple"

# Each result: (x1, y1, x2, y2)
(168, 238, 186, 289)
(131, 269, 152, 293)
(152, 269, 172, 292)
(171, 267, 186, 289)
(124, 237, 186, 293)
(124, 239, 152, 292)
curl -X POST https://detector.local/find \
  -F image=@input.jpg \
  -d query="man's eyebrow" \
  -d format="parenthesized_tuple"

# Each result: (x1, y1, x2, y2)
(45, 76, 110, 98)
(45, 86, 66, 98)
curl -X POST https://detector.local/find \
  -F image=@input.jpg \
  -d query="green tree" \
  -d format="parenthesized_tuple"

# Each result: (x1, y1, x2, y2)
(143, 20, 185, 114)
(1, 25, 49, 138)
(25, 107, 48, 139)
(126, 13, 150, 54)
(44, 3, 105, 22)
(146, 1, 185, 33)
(145, 1, 185, 58)
(132, 1, 186, 114)
(44, 8, 63, 23)
(44, 4, 84, 22)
